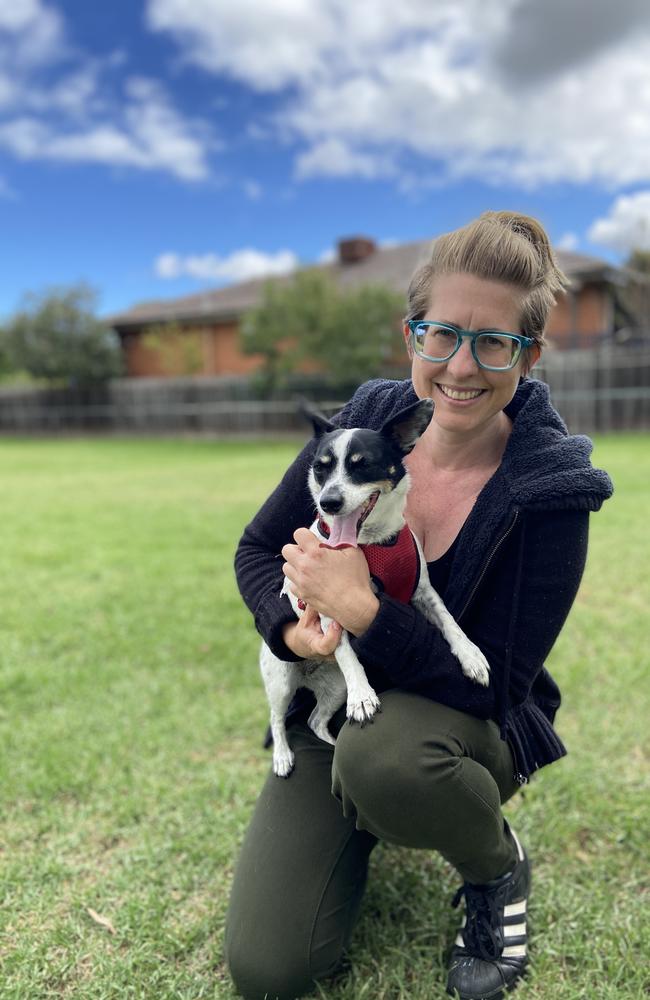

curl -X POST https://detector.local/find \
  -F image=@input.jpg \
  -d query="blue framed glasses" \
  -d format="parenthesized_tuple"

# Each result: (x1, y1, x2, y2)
(408, 321, 535, 372)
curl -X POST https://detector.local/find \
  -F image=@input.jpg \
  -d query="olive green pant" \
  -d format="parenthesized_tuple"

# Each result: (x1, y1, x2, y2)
(225, 691, 520, 1000)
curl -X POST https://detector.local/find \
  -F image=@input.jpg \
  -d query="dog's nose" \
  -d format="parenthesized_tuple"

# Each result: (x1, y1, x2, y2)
(320, 490, 343, 514)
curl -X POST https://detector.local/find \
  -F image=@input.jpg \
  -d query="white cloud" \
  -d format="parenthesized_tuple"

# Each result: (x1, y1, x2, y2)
(0, 0, 62, 111)
(147, 0, 476, 93)
(295, 138, 395, 181)
(154, 248, 299, 283)
(556, 232, 579, 252)
(146, 0, 650, 190)
(283, 38, 650, 189)
(147, 0, 333, 91)
(0, 80, 211, 180)
(588, 192, 650, 252)
(0, 0, 65, 67)
(0, 2, 213, 181)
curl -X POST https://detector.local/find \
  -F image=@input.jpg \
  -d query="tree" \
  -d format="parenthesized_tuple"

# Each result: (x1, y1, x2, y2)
(141, 322, 204, 376)
(4, 283, 122, 385)
(241, 271, 404, 392)
(0, 327, 13, 379)
(615, 249, 650, 344)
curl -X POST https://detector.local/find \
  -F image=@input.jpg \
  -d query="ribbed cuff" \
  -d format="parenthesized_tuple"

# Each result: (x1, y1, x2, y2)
(255, 592, 303, 662)
(351, 593, 418, 673)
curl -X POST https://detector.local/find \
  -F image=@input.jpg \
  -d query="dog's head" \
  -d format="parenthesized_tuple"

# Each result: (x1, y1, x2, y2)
(302, 398, 433, 547)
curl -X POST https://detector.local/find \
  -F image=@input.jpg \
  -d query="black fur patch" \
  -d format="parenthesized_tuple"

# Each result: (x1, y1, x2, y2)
(343, 429, 406, 489)
(312, 428, 406, 490)
(312, 430, 344, 486)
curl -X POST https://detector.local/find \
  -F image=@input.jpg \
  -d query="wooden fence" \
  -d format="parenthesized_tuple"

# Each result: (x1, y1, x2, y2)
(1, 348, 649, 436)
(532, 347, 650, 433)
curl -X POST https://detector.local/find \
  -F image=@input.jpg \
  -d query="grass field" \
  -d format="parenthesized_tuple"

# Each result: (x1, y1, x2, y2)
(0, 434, 648, 1000)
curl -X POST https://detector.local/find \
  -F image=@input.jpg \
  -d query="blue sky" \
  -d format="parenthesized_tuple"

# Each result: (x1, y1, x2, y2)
(2, 0, 650, 320)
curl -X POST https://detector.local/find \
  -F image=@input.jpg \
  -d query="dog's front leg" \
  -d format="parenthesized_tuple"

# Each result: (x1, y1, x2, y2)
(412, 578, 490, 687)
(332, 629, 381, 724)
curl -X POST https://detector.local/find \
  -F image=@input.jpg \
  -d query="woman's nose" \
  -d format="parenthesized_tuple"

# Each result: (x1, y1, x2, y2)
(445, 338, 480, 379)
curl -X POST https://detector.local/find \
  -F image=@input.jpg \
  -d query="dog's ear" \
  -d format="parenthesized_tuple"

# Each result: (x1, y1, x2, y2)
(379, 398, 434, 454)
(298, 399, 336, 438)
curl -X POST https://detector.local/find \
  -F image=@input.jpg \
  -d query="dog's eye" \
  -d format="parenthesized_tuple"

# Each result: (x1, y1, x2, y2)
(349, 453, 364, 465)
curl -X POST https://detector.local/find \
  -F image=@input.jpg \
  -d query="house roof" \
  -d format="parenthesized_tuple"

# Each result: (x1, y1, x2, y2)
(107, 238, 620, 331)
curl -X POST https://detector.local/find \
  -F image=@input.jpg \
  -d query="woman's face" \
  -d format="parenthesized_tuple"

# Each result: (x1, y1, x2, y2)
(403, 272, 538, 437)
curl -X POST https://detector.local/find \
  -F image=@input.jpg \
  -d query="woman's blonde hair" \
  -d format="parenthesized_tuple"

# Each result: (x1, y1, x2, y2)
(405, 211, 569, 353)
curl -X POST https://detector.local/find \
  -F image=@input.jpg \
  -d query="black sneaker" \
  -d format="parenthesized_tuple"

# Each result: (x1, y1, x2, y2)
(446, 827, 530, 1000)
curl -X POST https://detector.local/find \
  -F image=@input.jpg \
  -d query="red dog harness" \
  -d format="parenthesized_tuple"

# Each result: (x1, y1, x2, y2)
(314, 518, 421, 604)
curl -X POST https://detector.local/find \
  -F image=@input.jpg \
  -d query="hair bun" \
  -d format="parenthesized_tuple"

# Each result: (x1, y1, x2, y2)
(480, 211, 566, 291)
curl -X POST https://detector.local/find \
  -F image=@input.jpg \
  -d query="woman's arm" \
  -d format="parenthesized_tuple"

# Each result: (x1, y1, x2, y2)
(348, 509, 590, 719)
(234, 438, 318, 661)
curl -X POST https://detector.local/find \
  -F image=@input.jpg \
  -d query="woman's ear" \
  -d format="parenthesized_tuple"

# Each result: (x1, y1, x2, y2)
(403, 322, 413, 358)
(525, 344, 541, 373)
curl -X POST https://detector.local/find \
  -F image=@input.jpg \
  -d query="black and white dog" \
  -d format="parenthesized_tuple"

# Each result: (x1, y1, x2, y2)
(260, 399, 490, 777)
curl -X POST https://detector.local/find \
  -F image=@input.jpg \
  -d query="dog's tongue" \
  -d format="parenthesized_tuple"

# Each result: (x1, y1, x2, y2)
(322, 507, 363, 549)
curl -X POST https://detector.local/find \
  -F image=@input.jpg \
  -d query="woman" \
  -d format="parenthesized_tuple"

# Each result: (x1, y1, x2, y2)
(225, 212, 613, 1000)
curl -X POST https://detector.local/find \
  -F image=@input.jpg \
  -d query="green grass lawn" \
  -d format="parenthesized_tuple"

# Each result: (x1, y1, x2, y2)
(0, 434, 648, 1000)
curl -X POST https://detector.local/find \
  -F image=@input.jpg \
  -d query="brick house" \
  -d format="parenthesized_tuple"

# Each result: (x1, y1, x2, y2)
(107, 237, 620, 378)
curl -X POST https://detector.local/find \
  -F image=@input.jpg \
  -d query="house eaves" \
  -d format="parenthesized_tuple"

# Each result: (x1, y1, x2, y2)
(106, 240, 620, 331)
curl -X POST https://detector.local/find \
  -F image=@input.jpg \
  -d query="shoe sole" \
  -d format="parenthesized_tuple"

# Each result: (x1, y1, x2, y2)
(449, 970, 527, 1000)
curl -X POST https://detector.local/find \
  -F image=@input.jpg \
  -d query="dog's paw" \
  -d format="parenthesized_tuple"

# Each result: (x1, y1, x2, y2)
(346, 690, 381, 725)
(453, 640, 490, 687)
(273, 749, 295, 778)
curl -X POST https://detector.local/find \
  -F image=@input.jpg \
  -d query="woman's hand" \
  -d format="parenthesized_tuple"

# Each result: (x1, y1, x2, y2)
(282, 528, 380, 637)
(282, 604, 341, 660)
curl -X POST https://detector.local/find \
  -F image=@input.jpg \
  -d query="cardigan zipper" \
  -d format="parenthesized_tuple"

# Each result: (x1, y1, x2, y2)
(456, 508, 528, 785)
(457, 510, 520, 622)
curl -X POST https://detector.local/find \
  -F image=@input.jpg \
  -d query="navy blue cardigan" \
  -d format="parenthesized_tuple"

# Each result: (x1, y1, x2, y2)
(235, 378, 613, 782)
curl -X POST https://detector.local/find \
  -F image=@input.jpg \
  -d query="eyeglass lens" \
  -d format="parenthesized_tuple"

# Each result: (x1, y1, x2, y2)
(414, 325, 520, 369)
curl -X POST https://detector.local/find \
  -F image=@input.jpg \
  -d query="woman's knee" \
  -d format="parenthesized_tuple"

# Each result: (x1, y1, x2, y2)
(332, 707, 475, 846)
(333, 714, 405, 801)
(224, 871, 350, 999)
(333, 702, 461, 802)
(225, 930, 315, 1000)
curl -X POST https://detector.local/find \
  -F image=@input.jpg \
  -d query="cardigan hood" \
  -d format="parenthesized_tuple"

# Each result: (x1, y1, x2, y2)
(340, 376, 612, 514)
(500, 378, 613, 512)
(337, 376, 613, 622)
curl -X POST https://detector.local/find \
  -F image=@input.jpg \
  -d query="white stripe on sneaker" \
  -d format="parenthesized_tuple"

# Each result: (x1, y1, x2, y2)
(504, 900, 527, 917)
(504, 922, 526, 937)
(502, 944, 527, 958)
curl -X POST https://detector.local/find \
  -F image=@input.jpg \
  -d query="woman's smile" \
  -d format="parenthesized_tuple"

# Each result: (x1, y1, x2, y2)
(435, 383, 486, 403)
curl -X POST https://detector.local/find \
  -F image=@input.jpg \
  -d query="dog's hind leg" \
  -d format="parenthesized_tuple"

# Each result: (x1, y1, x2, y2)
(260, 646, 300, 777)
(269, 696, 296, 777)
(306, 662, 347, 745)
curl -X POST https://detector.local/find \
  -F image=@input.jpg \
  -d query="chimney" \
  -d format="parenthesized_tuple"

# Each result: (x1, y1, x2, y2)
(337, 236, 377, 264)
